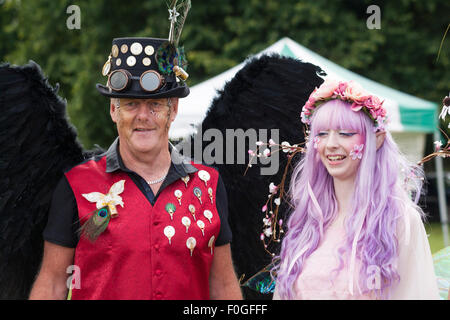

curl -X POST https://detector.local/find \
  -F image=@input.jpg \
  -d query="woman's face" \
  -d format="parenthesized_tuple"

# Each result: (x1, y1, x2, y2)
(315, 129, 365, 184)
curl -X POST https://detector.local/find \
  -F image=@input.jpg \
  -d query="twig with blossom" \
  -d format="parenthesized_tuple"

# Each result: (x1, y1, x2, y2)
(246, 139, 306, 256)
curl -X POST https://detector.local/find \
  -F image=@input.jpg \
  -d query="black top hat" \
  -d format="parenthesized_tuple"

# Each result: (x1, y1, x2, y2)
(96, 37, 189, 99)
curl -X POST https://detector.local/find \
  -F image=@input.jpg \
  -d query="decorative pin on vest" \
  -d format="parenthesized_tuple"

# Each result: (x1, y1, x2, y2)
(82, 180, 125, 218)
(197, 170, 210, 186)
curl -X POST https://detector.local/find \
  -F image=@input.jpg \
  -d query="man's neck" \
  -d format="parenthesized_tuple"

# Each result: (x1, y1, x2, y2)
(119, 140, 172, 182)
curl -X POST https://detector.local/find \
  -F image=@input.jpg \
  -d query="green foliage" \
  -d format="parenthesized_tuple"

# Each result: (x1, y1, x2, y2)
(1, 0, 449, 148)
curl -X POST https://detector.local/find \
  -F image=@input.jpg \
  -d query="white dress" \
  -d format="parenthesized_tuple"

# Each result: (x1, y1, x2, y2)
(273, 207, 440, 300)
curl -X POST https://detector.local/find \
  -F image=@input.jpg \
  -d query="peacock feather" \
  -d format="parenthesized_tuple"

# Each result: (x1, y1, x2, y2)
(78, 206, 111, 242)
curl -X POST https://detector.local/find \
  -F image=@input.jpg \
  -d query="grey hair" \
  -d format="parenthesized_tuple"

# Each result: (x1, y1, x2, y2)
(113, 98, 120, 108)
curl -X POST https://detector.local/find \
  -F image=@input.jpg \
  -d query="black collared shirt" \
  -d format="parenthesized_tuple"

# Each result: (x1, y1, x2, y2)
(43, 138, 232, 248)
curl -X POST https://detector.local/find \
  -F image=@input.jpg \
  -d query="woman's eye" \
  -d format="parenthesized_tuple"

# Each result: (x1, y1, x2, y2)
(339, 132, 357, 137)
(317, 132, 328, 137)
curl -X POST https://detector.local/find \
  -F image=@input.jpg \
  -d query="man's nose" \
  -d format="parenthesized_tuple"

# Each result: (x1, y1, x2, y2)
(135, 102, 154, 119)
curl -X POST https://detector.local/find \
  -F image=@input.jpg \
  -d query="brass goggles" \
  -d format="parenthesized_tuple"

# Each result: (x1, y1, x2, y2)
(107, 69, 165, 93)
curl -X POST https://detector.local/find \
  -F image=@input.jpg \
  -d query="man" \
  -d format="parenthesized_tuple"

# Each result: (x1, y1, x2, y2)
(29, 37, 242, 300)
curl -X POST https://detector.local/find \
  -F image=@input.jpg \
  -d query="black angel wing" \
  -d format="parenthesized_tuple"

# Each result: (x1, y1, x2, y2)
(0, 61, 85, 299)
(187, 54, 324, 299)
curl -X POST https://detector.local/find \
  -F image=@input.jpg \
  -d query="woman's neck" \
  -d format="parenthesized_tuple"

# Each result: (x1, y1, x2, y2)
(333, 177, 356, 216)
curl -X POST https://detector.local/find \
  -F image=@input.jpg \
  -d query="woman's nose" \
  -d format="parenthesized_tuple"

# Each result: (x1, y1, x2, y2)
(325, 131, 339, 148)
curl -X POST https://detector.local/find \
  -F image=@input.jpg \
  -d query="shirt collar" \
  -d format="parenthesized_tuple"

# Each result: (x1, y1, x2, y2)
(105, 137, 197, 177)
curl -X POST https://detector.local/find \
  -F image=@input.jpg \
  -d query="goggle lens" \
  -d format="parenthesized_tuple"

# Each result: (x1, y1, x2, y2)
(141, 71, 163, 92)
(109, 70, 129, 91)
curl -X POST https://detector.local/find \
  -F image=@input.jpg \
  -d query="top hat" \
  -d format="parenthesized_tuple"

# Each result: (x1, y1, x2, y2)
(96, 37, 189, 99)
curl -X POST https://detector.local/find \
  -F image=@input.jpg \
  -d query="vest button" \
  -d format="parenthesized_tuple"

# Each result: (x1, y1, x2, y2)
(154, 244, 160, 251)
(155, 293, 163, 300)
(155, 269, 162, 277)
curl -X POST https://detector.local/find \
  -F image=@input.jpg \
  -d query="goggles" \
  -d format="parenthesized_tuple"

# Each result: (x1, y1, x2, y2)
(107, 69, 165, 93)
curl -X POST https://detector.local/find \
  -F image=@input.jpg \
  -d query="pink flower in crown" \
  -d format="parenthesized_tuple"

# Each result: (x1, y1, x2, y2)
(344, 81, 368, 104)
(333, 81, 348, 98)
(363, 95, 383, 111)
(374, 116, 386, 132)
(311, 79, 340, 101)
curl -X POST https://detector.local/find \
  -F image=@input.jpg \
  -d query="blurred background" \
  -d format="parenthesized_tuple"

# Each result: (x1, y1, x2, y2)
(0, 0, 449, 252)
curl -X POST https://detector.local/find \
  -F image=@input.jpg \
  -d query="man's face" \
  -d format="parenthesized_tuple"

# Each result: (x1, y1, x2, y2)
(110, 97, 178, 154)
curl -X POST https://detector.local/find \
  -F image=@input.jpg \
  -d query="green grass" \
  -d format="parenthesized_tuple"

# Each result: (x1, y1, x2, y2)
(425, 222, 449, 254)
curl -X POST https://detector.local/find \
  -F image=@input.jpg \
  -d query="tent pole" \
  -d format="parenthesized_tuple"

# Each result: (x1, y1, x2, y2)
(433, 130, 449, 247)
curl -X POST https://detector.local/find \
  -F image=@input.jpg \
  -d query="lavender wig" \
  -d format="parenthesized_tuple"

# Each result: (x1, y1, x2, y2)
(273, 100, 424, 299)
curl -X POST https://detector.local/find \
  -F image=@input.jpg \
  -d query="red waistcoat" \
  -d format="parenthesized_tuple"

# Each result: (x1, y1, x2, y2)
(65, 156, 221, 300)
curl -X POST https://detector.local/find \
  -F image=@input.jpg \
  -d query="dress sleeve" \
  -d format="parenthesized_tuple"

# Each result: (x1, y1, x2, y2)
(272, 285, 281, 300)
(389, 208, 440, 299)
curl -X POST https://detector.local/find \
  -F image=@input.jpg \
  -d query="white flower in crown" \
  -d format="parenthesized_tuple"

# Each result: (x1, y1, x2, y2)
(82, 180, 125, 217)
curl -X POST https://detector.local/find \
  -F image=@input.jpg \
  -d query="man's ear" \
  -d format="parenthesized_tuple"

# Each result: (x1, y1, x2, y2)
(169, 98, 179, 123)
(375, 131, 386, 150)
(110, 99, 119, 123)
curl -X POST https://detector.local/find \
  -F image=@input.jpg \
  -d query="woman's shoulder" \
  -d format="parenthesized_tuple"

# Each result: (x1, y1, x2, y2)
(395, 199, 426, 245)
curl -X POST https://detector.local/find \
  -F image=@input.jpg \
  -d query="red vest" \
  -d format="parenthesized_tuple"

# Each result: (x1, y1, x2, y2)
(65, 156, 221, 300)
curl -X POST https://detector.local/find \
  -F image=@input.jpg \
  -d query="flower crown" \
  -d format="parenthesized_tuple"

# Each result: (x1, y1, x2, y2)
(300, 79, 388, 132)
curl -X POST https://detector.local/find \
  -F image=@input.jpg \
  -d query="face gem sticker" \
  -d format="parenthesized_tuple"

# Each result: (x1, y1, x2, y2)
(203, 210, 213, 224)
(186, 237, 196, 256)
(164, 226, 175, 245)
(182, 216, 191, 233)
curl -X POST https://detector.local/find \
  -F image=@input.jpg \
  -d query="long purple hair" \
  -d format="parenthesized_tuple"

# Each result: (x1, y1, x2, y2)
(273, 100, 424, 299)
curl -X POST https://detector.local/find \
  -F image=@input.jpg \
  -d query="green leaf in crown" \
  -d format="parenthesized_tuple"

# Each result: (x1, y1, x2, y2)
(156, 41, 187, 75)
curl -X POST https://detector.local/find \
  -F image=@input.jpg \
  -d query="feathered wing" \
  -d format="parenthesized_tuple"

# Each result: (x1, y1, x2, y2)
(184, 54, 324, 299)
(0, 61, 85, 299)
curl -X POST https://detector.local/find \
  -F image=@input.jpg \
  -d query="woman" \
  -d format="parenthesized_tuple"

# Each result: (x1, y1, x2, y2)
(273, 79, 440, 299)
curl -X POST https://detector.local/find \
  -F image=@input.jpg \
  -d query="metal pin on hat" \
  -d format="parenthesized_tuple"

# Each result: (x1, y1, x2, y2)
(198, 170, 210, 187)
(193, 187, 202, 205)
(174, 190, 182, 205)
